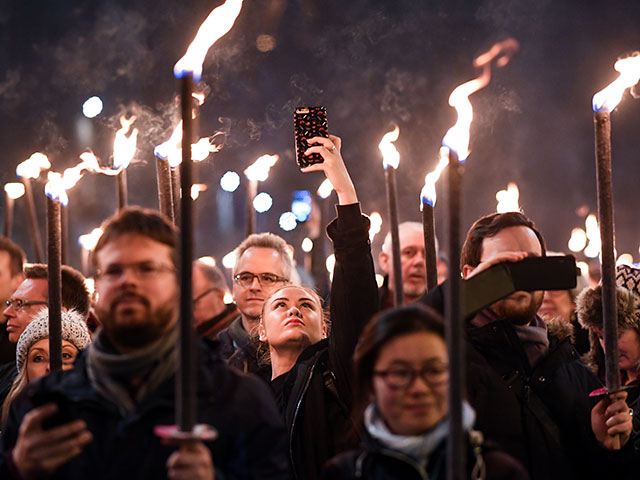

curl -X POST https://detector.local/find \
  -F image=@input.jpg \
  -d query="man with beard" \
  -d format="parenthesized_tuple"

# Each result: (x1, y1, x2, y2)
(378, 222, 441, 309)
(457, 212, 633, 480)
(0, 207, 289, 480)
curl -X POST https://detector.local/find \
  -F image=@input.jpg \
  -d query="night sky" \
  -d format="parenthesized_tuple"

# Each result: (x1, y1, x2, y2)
(1, 0, 639, 273)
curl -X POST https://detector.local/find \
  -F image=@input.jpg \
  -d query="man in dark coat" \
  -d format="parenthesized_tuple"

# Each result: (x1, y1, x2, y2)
(452, 211, 632, 480)
(0, 207, 290, 480)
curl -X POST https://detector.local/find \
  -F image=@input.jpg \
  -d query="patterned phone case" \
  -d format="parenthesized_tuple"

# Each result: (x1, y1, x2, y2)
(294, 106, 328, 167)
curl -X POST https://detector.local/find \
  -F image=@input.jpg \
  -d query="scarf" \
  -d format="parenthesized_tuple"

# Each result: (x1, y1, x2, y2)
(86, 327, 179, 414)
(364, 401, 476, 468)
(513, 316, 549, 367)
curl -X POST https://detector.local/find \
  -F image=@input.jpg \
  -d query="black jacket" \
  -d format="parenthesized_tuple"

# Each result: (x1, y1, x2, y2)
(324, 430, 529, 480)
(272, 203, 379, 480)
(0, 339, 290, 480)
(465, 316, 629, 480)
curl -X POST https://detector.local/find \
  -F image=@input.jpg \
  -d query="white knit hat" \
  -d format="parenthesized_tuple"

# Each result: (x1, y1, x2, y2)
(16, 309, 91, 372)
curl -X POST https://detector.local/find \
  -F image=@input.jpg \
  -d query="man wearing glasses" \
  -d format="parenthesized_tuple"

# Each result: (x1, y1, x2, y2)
(0, 264, 90, 404)
(217, 233, 292, 379)
(192, 258, 237, 340)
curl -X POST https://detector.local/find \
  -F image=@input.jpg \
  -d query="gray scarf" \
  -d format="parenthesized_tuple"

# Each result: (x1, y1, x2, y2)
(365, 401, 476, 468)
(86, 327, 179, 414)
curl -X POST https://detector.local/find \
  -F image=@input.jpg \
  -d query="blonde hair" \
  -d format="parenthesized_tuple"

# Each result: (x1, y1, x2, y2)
(2, 367, 28, 425)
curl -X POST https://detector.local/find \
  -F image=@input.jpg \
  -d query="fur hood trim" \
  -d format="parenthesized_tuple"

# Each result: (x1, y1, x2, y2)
(576, 285, 640, 331)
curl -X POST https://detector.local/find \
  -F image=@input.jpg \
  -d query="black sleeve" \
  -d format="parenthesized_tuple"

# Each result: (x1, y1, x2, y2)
(326, 203, 379, 403)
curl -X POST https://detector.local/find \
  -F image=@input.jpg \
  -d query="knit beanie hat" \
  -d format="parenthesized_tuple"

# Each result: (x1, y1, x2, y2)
(16, 309, 92, 372)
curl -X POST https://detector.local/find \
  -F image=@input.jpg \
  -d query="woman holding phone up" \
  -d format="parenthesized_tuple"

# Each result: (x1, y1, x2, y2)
(257, 134, 379, 480)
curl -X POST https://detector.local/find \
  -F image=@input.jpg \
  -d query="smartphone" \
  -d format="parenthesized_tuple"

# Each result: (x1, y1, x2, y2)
(294, 106, 328, 168)
(29, 389, 77, 430)
(463, 255, 578, 317)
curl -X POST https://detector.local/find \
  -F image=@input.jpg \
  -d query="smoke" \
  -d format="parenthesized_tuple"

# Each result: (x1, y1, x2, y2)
(0, 70, 20, 103)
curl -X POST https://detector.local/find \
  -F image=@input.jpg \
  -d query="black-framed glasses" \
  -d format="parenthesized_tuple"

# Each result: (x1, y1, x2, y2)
(96, 262, 176, 282)
(192, 288, 219, 305)
(5, 299, 48, 312)
(373, 365, 449, 390)
(233, 272, 287, 288)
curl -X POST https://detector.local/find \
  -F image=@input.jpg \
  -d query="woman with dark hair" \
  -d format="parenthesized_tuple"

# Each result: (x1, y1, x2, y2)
(324, 305, 529, 480)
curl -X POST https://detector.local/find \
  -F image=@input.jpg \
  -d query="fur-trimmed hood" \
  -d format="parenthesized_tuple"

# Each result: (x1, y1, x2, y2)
(575, 284, 640, 377)
(576, 285, 640, 331)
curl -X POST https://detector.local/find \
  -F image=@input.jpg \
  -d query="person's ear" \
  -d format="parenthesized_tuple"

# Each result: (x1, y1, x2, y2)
(379, 252, 390, 273)
(258, 319, 267, 342)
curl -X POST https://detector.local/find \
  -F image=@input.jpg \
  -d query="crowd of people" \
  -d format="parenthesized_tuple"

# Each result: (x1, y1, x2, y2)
(0, 134, 637, 479)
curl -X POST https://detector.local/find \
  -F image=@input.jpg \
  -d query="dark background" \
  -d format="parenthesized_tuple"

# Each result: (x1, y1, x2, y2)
(1, 0, 639, 274)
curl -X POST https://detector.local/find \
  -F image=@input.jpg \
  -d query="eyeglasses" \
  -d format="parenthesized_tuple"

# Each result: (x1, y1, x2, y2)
(96, 262, 176, 282)
(5, 299, 48, 312)
(233, 272, 287, 288)
(192, 288, 219, 305)
(373, 365, 449, 390)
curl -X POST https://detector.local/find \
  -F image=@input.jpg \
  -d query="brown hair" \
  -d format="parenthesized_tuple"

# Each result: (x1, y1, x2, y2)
(460, 211, 546, 270)
(24, 264, 91, 319)
(92, 207, 178, 269)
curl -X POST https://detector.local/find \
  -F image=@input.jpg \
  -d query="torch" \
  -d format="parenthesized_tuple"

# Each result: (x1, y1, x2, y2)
(591, 53, 640, 414)
(169, 0, 243, 437)
(420, 148, 448, 292)
(313, 179, 334, 298)
(441, 38, 519, 480)
(44, 173, 68, 372)
(378, 126, 403, 307)
(3, 183, 25, 238)
(16, 153, 50, 262)
(112, 115, 138, 211)
(243, 154, 279, 237)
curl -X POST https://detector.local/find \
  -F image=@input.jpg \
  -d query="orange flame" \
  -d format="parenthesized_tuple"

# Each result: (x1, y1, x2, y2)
(421, 147, 449, 207)
(442, 38, 519, 160)
(113, 115, 138, 170)
(593, 53, 640, 113)
(174, 0, 244, 82)
(244, 154, 279, 181)
(378, 126, 400, 170)
(16, 152, 51, 179)
(495, 182, 520, 213)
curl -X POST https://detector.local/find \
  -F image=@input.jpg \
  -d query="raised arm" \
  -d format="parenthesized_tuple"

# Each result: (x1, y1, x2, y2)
(302, 135, 379, 401)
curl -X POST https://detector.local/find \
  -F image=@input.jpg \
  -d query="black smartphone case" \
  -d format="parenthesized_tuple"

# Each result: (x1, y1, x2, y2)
(294, 106, 328, 167)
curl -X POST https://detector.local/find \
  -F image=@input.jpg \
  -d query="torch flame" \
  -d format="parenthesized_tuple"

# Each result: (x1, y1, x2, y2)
(496, 182, 520, 213)
(378, 126, 400, 170)
(16, 152, 51, 179)
(593, 53, 640, 113)
(113, 115, 138, 170)
(78, 228, 104, 251)
(44, 172, 69, 205)
(174, 0, 244, 82)
(442, 38, 519, 160)
(244, 154, 279, 181)
(4, 183, 25, 200)
(369, 211, 383, 242)
(583, 213, 601, 258)
(155, 120, 219, 167)
(420, 147, 449, 207)
(78, 151, 121, 177)
(317, 179, 334, 199)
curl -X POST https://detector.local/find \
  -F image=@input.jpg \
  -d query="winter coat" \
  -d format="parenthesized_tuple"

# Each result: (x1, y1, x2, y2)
(217, 315, 272, 382)
(465, 314, 628, 480)
(0, 339, 291, 480)
(272, 203, 379, 480)
(323, 430, 529, 480)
